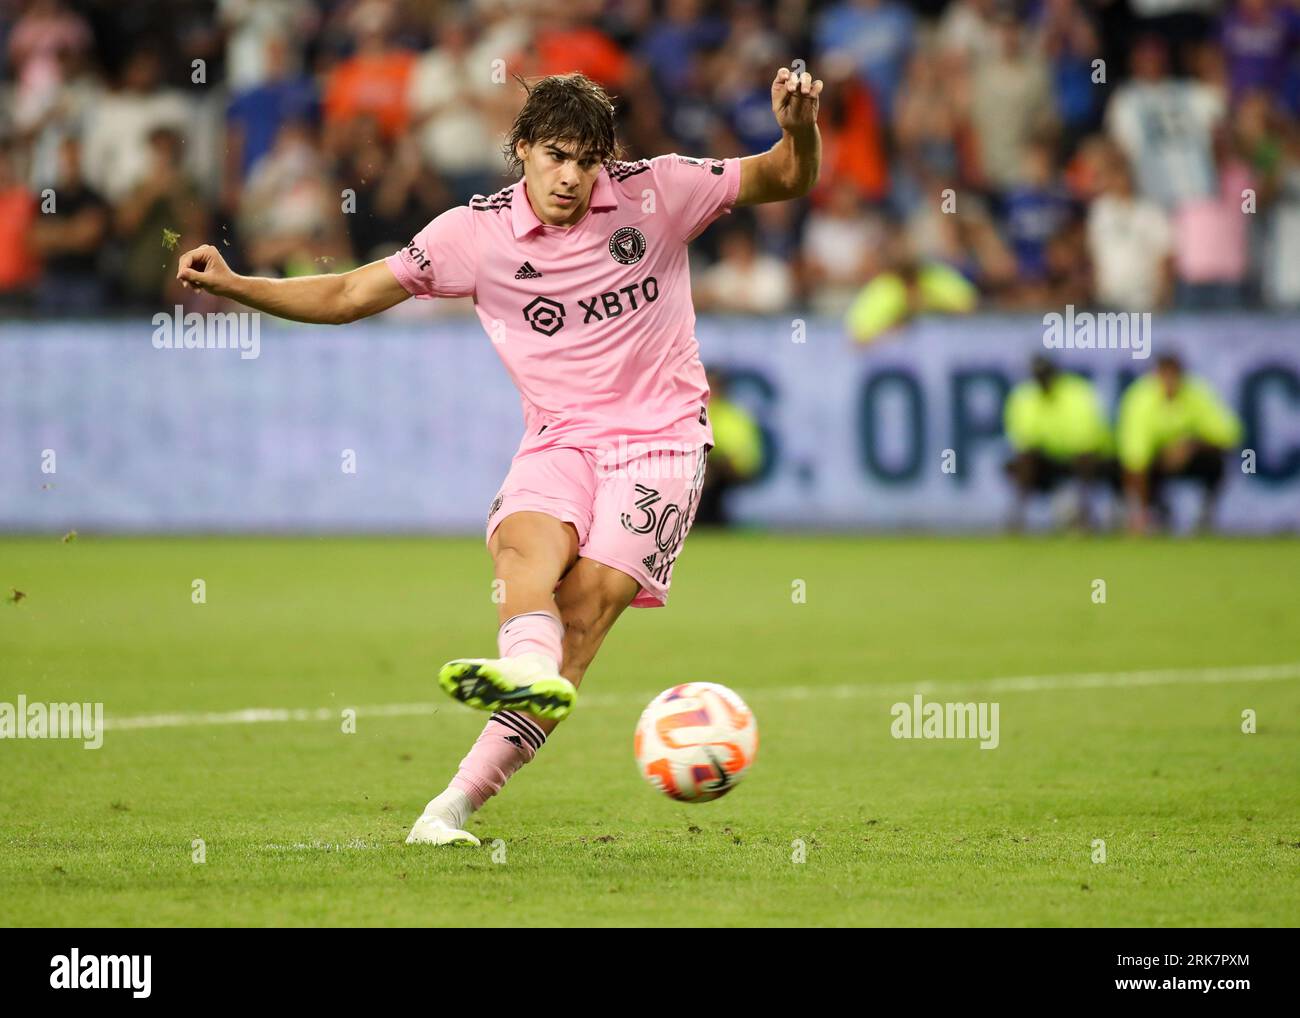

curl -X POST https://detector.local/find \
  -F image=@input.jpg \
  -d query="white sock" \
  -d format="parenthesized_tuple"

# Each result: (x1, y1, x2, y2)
(422, 787, 475, 830)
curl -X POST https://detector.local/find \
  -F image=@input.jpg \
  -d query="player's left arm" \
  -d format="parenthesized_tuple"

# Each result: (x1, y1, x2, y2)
(736, 67, 824, 207)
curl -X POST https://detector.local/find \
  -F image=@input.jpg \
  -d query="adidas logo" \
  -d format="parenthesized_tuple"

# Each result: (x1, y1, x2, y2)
(504, 734, 524, 748)
(514, 261, 543, 279)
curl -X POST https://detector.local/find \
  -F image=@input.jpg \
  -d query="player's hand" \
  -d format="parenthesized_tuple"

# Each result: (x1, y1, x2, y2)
(771, 66, 823, 135)
(177, 244, 238, 298)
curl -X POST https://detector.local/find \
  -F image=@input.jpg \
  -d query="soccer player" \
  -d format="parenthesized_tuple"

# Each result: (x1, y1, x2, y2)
(1116, 353, 1243, 534)
(175, 69, 822, 845)
(1003, 355, 1115, 531)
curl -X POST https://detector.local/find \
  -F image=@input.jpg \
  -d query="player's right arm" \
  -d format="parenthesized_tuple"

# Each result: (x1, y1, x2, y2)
(179, 206, 477, 321)
(176, 247, 410, 324)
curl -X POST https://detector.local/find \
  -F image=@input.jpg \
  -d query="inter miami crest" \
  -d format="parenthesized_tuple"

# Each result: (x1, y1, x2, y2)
(608, 226, 647, 265)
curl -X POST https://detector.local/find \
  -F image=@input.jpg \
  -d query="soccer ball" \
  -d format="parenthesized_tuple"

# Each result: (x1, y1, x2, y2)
(634, 682, 758, 802)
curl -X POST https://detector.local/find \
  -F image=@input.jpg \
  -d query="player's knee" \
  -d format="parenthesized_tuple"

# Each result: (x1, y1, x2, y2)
(491, 536, 561, 582)
(490, 515, 578, 578)
(491, 542, 530, 577)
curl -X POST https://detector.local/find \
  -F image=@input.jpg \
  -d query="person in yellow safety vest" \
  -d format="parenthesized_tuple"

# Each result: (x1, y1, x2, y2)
(697, 368, 764, 526)
(1116, 352, 1243, 534)
(1003, 355, 1118, 531)
(845, 232, 979, 344)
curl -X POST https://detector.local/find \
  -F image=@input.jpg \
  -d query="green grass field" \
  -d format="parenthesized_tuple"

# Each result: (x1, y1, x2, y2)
(1, 534, 1297, 927)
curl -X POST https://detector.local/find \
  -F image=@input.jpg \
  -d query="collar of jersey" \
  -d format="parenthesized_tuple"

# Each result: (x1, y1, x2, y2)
(512, 168, 618, 239)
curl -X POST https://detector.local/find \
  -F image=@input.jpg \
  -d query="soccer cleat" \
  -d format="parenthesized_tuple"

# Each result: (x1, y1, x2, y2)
(405, 814, 481, 847)
(437, 651, 577, 721)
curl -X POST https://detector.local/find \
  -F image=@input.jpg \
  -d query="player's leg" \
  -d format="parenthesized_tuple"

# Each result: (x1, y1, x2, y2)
(489, 509, 579, 625)
(437, 510, 583, 719)
(430, 443, 596, 728)
(528, 556, 641, 738)
(444, 558, 638, 815)
(409, 510, 579, 846)
(408, 542, 639, 846)
(409, 444, 701, 846)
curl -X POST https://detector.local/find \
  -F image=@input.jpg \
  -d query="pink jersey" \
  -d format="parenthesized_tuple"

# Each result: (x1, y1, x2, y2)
(385, 154, 742, 456)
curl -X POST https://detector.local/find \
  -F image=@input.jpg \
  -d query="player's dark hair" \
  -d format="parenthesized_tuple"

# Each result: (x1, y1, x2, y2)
(502, 72, 622, 177)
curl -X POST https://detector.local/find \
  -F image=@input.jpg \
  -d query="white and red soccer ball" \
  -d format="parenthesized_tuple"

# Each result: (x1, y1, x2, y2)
(634, 682, 758, 802)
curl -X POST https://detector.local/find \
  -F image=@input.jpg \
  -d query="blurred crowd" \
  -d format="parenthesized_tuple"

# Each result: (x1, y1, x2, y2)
(1, 0, 1298, 323)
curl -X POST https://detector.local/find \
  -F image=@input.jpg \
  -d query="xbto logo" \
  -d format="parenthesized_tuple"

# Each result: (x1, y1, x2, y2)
(522, 277, 660, 336)
(522, 296, 565, 336)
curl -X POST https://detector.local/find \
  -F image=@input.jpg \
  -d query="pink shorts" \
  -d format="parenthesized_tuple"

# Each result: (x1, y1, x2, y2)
(485, 443, 709, 608)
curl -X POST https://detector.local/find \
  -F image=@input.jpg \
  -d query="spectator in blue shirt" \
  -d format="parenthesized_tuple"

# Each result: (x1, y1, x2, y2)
(1002, 139, 1077, 282)
(814, 0, 916, 117)
(225, 34, 318, 186)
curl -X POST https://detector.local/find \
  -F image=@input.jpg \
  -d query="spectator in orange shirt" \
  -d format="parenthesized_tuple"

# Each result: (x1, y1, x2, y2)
(0, 142, 40, 308)
(819, 65, 889, 202)
(323, 1, 415, 153)
(533, 10, 630, 88)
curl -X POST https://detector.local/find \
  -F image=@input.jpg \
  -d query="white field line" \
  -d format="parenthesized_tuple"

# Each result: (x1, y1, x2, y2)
(100, 662, 1300, 733)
